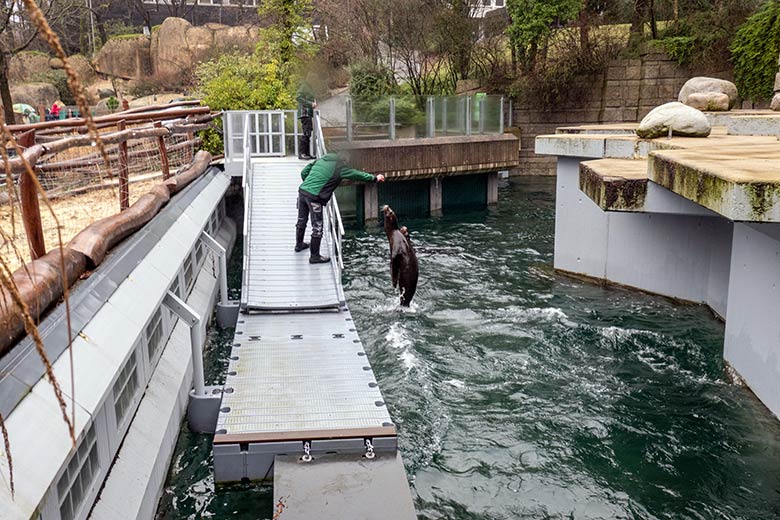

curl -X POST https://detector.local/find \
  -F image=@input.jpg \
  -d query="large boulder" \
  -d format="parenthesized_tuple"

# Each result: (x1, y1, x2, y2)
(151, 17, 193, 79)
(49, 54, 97, 84)
(151, 17, 259, 80)
(678, 77, 738, 110)
(685, 92, 730, 112)
(7, 51, 51, 82)
(94, 36, 152, 80)
(771, 93, 780, 112)
(10, 82, 59, 108)
(636, 102, 711, 139)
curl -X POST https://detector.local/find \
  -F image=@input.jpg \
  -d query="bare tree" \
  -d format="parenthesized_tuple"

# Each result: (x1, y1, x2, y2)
(0, 0, 75, 124)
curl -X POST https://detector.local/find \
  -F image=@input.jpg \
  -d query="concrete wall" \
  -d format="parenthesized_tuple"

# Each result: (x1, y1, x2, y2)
(554, 157, 733, 318)
(513, 49, 734, 176)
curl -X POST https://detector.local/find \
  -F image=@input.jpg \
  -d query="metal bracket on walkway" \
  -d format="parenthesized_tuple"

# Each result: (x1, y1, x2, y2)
(163, 290, 222, 433)
(200, 230, 240, 328)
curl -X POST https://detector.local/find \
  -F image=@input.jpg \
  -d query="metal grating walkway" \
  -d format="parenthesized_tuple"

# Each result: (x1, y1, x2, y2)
(215, 156, 396, 475)
(241, 159, 342, 311)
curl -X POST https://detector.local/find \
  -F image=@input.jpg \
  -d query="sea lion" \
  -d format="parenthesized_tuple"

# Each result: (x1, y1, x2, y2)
(382, 205, 419, 306)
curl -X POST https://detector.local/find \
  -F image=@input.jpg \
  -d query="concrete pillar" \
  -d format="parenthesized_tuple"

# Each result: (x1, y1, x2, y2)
(364, 183, 378, 223)
(430, 177, 443, 216)
(487, 172, 499, 205)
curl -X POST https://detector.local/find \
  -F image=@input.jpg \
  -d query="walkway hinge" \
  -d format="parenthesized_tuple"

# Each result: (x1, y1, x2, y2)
(200, 230, 240, 328)
(162, 290, 222, 433)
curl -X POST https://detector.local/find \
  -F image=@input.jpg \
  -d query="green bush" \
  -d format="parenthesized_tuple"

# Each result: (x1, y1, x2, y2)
(731, 0, 780, 101)
(106, 96, 119, 112)
(194, 53, 295, 155)
(364, 96, 424, 127)
(349, 62, 396, 98)
(654, 36, 696, 66)
(31, 70, 74, 105)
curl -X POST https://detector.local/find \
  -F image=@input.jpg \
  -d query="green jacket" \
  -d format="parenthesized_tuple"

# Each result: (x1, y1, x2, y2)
(299, 153, 376, 202)
(296, 81, 315, 119)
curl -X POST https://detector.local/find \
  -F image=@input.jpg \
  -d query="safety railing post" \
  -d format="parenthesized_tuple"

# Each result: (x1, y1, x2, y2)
(426, 96, 435, 138)
(499, 96, 505, 134)
(465, 96, 472, 136)
(293, 112, 299, 158)
(389, 97, 396, 140)
(117, 119, 129, 211)
(346, 97, 353, 142)
(442, 97, 448, 136)
(154, 121, 171, 179)
(508, 98, 513, 128)
(478, 97, 486, 134)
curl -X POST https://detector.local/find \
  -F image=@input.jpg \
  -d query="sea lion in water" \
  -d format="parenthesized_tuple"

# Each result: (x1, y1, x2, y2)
(383, 205, 419, 306)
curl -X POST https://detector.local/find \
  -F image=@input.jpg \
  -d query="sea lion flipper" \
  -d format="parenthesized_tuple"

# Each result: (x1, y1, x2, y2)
(391, 255, 400, 288)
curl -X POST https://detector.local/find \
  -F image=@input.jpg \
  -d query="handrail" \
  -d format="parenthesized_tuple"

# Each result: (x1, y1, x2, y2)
(241, 112, 252, 309)
(314, 110, 346, 304)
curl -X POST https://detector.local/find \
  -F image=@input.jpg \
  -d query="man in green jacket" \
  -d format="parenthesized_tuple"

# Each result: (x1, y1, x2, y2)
(296, 153, 385, 263)
(296, 77, 316, 160)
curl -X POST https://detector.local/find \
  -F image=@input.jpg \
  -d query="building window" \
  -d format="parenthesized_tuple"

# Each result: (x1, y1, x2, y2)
(113, 352, 140, 428)
(57, 424, 100, 520)
(146, 308, 163, 362)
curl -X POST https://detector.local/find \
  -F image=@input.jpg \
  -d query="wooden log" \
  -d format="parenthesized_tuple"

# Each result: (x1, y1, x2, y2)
(17, 130, 46, 260)
(117, 120, 129, 210)
(7, 106, 210, 134)
(0, 248, 87, 356)
(155, 121, 171, 180)
(68, 183, 171, 267)
(165, 150, 212, 195)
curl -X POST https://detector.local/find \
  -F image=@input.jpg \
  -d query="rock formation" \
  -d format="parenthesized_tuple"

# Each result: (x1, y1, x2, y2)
(636, 102, 711, 139)
(10, 82, 59, 108)
(93, 36, 152, 80)
(678, 77, 738, 111)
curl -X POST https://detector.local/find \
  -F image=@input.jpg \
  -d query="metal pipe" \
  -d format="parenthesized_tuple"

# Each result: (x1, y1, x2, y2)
(200, 231, 229, 306)
(162, 291, 205, 396)
(508, 99, 513, 128)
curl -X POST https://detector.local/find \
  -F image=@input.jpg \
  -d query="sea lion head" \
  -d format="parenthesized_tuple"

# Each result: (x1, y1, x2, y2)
(382, 205, 399, 231)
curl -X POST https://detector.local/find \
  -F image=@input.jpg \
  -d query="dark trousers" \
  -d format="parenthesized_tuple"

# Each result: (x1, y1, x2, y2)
(296, 191, 324, 238)
(299, 116, 313, 157)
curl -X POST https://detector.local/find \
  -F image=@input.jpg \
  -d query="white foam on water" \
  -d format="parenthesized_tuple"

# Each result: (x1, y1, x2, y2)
(385, 322, 418, 371)
(445, 378, 465, 388)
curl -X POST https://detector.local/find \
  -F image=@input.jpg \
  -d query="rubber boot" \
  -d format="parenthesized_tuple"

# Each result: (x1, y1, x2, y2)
(294, 228, 309, 252)
(309, 236, 330, 264)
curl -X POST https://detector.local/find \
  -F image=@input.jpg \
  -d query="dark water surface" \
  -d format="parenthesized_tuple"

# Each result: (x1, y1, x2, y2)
(157, 178, 780, 519)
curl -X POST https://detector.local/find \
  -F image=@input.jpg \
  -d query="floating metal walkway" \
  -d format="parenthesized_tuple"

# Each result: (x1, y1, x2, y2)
(213, 142, 414, 518)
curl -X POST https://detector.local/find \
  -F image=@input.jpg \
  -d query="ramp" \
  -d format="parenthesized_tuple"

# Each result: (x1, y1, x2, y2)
(214, 112, 413, 516)
(272, 452, 417, 520)
(241, 158, 342, 311)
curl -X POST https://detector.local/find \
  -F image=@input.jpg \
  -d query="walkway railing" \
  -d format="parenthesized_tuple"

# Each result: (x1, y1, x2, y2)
(223, 110, 301, 167)
(241, 113, 253, 308)
(341, 94, 506, 142)
(314, 109, 346, 305)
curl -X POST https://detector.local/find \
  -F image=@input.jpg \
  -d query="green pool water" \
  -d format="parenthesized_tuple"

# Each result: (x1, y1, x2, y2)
(156, 177, 780, 519)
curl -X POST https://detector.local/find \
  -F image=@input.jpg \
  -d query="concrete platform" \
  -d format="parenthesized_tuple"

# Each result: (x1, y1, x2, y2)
(579, 159, 648, 212)
(273, 452, 416, 520)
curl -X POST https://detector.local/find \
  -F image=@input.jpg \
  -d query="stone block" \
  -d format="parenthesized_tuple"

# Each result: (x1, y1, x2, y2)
(644, 64, 660, 79)
(625, 66, 642, 81)
(603, 108, 623, 123)
(659, 62, 680, 78)
(607, 66, 626, 81)
(640, 84, 658, 99)
(658, 83, 676, 101)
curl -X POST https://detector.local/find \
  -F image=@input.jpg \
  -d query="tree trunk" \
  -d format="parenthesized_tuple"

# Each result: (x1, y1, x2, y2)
(579, 9, 590, 52)
(0, 52, 16, 126)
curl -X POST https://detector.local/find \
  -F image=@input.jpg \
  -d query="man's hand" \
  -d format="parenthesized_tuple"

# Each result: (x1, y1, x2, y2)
(376, 174, 386, 182)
